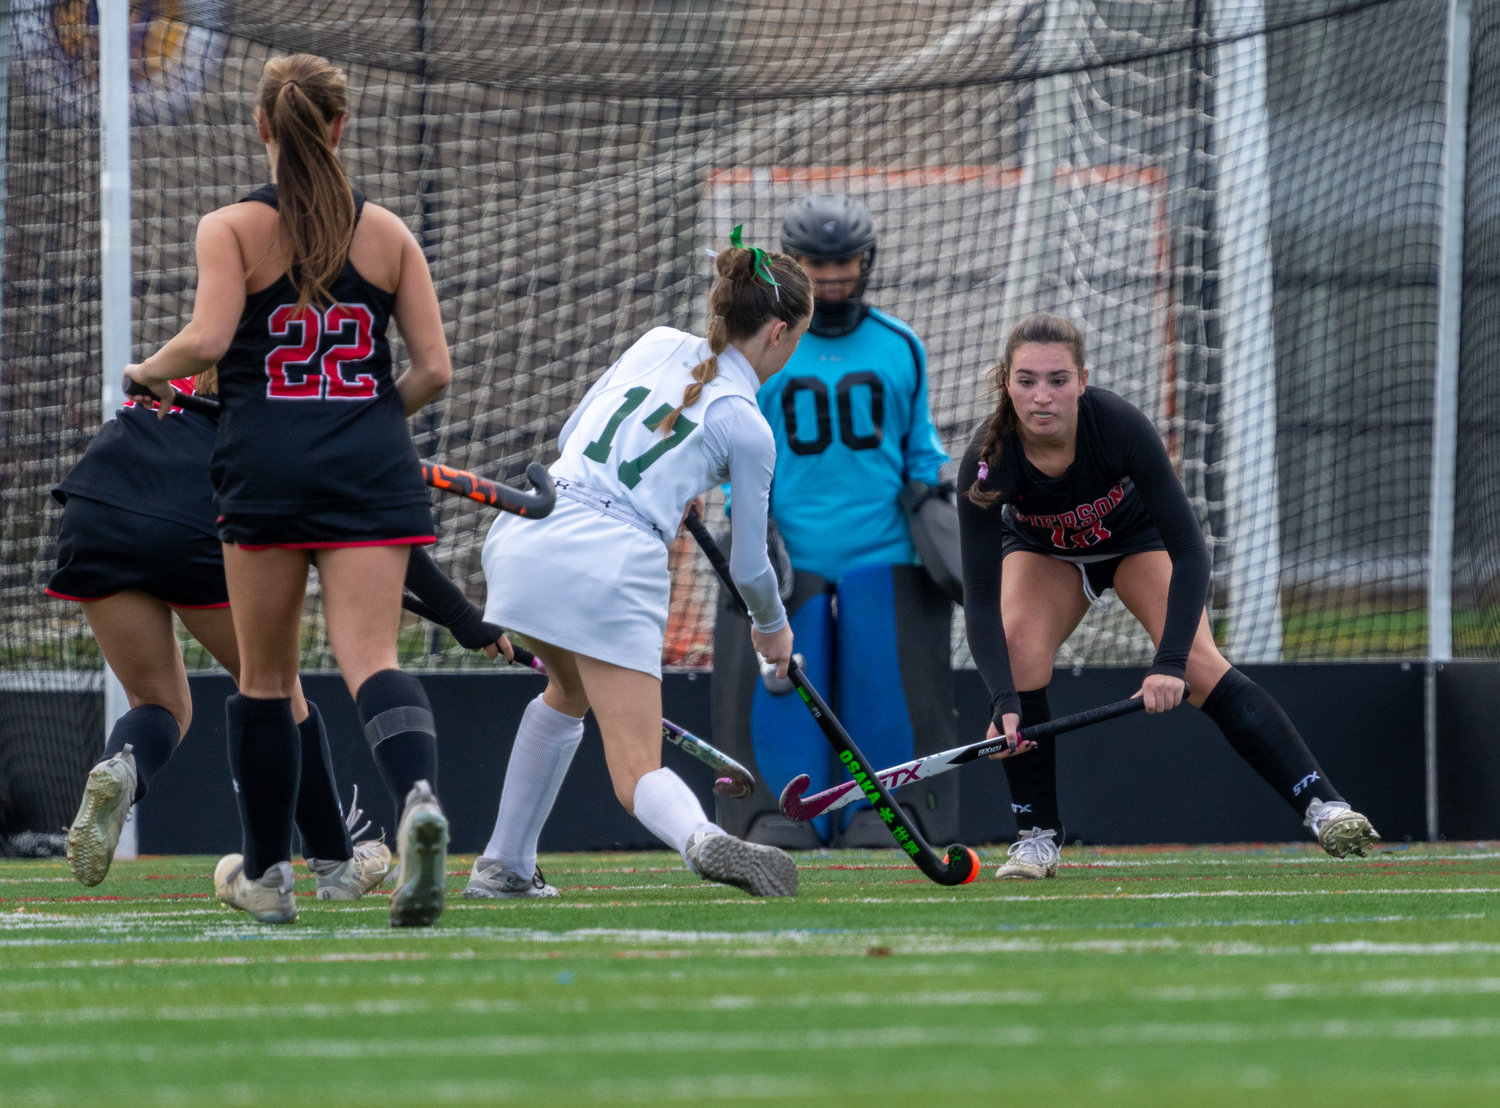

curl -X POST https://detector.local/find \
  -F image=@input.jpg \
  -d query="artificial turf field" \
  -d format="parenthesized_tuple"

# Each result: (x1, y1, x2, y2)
(1, 844, 1498, 1107)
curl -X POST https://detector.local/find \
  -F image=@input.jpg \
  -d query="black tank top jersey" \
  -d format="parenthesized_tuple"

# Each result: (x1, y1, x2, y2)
(211, 184, 429, 517)
(54, 382, 220, 539)
(956, 387, 1211, 724)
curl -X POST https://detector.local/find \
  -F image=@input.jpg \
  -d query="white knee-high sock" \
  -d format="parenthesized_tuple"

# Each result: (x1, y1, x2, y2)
(484, 694, 585, 875)
(632, 767, 721, 868)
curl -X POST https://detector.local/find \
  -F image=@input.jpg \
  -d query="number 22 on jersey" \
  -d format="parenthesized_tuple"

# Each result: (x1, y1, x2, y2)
(265, 304, 376, 400)
(582, 386, 698, 489)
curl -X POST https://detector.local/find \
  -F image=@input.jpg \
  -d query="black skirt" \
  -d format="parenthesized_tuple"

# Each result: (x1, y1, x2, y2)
(48, 495, 229, 608)
(217, 501, 436, 550)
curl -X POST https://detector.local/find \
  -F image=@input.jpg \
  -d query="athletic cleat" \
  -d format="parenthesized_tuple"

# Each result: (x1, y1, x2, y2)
(1306, 798, 1380, 858)
(65, 744, 138, 887)
(995, 827, 1060, 880)
(307, 785, 392, 900)
(389, 780, 448, 927)
(684, 831, 799, 897)
(308, 839, 392, 900)
(214, 855, 297, 924)
(462, 858, 560, 898)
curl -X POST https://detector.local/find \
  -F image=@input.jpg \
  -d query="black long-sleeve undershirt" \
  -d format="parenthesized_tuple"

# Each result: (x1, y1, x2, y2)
(401, 545, 503, 650)
(958, 388, 1211, 727)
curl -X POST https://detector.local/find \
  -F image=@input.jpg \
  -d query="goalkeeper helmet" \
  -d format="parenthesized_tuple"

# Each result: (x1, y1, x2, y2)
(780, 193, 877, 263)
(780, 194, 877, 337)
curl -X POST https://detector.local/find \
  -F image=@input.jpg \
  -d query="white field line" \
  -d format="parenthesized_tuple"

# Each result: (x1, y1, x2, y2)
(1, 915, 1478, 970)
(850, 887, 1500, 904)
(1054, 852, 1500, 867)
(1, 906, 1496, 956)
(9, 1017, 1500, 1066)
(5, 883, 1494, 934)
(9, 1070, 1500, 1108)
(0, 988, 1049, 1026)
(4, 977, 1499, 1027)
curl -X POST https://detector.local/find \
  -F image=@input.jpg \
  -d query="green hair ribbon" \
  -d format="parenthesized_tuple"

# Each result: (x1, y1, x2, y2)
(729, 224, 781, 301)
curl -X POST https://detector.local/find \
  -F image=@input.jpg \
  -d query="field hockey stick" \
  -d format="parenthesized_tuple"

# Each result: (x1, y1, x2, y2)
(781, 694, 1151, 822)
(680, 508, 800, 690)
(421, 462, 556, 519)
(121, 376, 557, 520)
(483, 630, 755, 800)
(123, 376, 221, 418)
(684, 508, 980, 886)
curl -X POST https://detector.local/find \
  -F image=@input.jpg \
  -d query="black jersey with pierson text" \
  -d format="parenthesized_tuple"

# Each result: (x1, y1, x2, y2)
(211, 184, 429, 517)
(54, 379, 220, 538)
(957, 387, 1211, 724)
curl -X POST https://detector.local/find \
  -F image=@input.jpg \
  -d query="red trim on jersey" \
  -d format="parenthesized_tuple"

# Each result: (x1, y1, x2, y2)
(45, 587, 118, 603)
(233, 535, 437, 551)
(46, 586, 229, 609)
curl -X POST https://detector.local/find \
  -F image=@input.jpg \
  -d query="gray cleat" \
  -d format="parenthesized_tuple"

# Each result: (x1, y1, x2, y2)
(1306, 799, 1380, 858)
(307, 786, 392, 900)
(996, 827, 1060, 880)
(463, 857, 560, 898)
(685, 831, 798, 897)
(215, 856, 297, 924)
(389, 780, 448, 928)
(66, 745, 138, 887)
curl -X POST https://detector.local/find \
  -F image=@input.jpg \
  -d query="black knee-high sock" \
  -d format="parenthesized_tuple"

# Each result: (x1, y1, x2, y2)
(1199, 667, 1342, 816)
(225, 694, 300, 881)
(1000, 686, 1063, 834)
(355, 669, 437, 809)
(294, 702, 353, 863)
(102, 704, 179, 803)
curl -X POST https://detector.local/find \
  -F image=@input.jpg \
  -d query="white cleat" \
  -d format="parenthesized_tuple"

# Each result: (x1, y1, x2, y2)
(389, 780, 448, 928)
(66, 745, 138, 887)
(214, 855, 297, 924)
(309, 839, 392, 901)
(1306, 798, 1380, 858)
(462, 858, 560, 898)
(684, 831, 798, 898)
(307, 786, 392, 900)
(996, 827, 1060, 880)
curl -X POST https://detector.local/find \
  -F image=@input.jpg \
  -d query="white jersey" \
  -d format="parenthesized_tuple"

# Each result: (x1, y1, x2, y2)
(553, 327, 757, 538)
(549, 326, 786, 633)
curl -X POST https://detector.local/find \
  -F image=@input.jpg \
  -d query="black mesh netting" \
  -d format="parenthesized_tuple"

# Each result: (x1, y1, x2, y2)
(1, 0, 1493, 705)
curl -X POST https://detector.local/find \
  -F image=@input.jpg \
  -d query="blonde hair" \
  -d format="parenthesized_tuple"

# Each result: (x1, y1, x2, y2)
(258, 55, 355, 312)
(658, 246, 814, 436)
(967, 314, 1087, 507)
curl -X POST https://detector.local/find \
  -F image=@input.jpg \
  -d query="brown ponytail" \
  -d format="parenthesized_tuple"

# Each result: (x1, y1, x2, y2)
(258, 55, 355, 312)
(967, 313, 1087, 507)
(658, 242, 814, 436)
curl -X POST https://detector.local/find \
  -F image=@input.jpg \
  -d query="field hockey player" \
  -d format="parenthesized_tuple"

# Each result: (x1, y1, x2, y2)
(959, 314, 1379, 879)
(469, 233, 813, 899)
(47, 372, 389, 901)
(713, 194, 961, 850)
(124, 54, 454, 926)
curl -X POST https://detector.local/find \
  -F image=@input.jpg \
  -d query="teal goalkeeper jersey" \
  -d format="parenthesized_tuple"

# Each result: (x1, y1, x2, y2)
(753, 306, 948, 580)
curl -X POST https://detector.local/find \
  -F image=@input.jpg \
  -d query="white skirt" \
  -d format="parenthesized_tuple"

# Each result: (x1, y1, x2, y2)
(481, 496, 670, 678)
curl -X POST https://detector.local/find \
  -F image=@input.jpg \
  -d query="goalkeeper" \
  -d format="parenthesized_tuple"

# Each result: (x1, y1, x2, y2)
(713, 194, 958, 848)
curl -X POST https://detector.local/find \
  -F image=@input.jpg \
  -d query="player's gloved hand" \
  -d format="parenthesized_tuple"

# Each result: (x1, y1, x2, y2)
(123, 365, 175, 419)
(482, 633, 515, 663)
(751, 622, 794, 680)
(1134, 673, 1185, 713)
(986, 714, 1034, 760)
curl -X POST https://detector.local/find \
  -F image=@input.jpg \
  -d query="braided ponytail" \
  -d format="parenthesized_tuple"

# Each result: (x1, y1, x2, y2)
(967, 313, 1087, 507)
(658, 240, 812, 436)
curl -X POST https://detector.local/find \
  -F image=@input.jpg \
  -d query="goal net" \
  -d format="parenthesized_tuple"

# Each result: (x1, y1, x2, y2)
(1, 0, 1494, 829)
